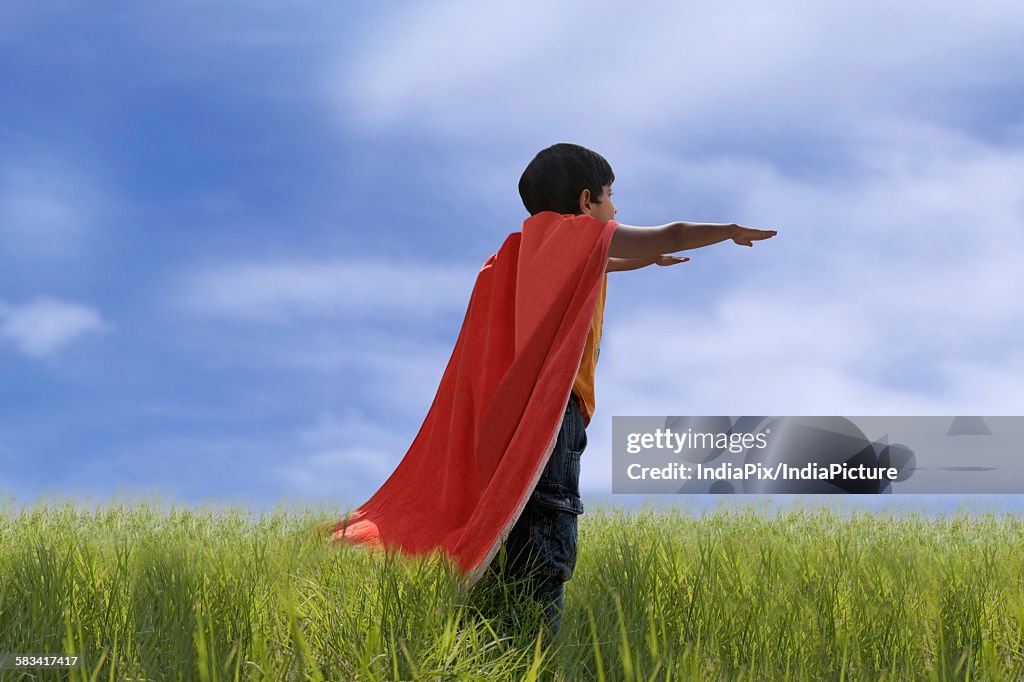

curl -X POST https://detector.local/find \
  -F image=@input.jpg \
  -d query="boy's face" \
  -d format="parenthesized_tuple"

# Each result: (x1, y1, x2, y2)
(581, 184, 617, 222)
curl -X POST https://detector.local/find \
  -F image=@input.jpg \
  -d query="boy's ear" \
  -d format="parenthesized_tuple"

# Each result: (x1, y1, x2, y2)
(578, 188, 592, 215)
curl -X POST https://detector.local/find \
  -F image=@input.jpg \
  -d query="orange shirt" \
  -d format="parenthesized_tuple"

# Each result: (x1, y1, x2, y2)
(571, 274, 607, 426)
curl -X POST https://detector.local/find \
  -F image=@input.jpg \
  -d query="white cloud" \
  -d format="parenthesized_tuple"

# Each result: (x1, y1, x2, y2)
(266, 334, 451, 414)
(579, 303, 1024, 493)
(275, 410, 408, 500)
(277, 446, 396, 502)
(0, 296, 108, 358)
(166, 256, 472, 420)
(0, 159, 108, 261)
(176, 259, 476, 323)
(337, 1, 1024, 141)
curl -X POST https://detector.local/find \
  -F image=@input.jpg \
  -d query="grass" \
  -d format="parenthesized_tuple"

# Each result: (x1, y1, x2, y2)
(2, 498, 1024, 681)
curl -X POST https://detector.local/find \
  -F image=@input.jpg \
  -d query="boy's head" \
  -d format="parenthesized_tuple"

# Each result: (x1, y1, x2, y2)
(518, 143, 616, 222)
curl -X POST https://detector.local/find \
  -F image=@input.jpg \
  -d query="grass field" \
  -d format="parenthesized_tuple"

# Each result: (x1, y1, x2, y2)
(1, 499, 1023, 681)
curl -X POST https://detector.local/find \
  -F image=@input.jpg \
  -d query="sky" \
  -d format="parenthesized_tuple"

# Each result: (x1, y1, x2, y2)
(2, 1, 1023, 515)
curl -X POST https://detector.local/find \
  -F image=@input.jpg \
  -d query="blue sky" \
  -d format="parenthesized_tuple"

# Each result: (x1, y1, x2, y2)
(2, 2, 1023, 514)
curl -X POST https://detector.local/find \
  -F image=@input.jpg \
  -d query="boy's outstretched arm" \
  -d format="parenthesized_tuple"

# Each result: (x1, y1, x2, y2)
(606, 255, 689, 272)
(608, 221, 776, 259)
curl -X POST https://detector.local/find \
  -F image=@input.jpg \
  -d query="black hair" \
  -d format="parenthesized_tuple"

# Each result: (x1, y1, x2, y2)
(518, 143, 615, 215)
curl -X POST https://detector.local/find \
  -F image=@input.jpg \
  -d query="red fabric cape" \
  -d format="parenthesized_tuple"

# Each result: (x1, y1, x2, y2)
(331, 212, 617, 589)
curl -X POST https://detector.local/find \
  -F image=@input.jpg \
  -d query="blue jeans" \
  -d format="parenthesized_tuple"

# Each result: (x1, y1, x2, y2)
(496, 393, 586, 637)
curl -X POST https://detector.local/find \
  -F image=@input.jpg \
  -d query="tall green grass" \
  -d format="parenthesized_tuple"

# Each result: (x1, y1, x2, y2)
(1, 499, 1023, 681)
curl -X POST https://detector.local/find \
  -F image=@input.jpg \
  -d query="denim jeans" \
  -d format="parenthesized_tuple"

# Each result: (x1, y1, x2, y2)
(494, 393, 586, 637)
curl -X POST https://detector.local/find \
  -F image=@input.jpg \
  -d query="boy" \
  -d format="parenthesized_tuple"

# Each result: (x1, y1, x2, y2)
(487, 143, 777, 639)
(330, 142, 776, 643)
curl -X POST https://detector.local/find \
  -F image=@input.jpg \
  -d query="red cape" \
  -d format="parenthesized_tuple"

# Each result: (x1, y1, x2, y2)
(331, 212, 617, 589)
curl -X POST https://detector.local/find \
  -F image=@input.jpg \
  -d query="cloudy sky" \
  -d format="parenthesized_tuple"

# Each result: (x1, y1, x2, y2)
(2, 1, 1022, 514)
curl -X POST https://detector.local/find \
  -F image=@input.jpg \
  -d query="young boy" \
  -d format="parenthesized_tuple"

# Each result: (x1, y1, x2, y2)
(330, 142, 776, 644)
(481, 143, 777, 640)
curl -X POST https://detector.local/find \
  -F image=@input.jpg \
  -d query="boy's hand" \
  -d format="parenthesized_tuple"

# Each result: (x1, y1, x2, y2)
(731, 225, 777, 246)
(655, 255, 689, 266)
